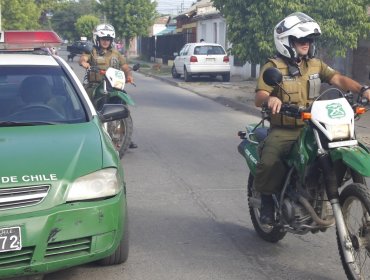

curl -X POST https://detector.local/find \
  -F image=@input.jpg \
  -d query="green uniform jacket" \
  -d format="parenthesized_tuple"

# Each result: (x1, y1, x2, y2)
(256, 57, 338, 127)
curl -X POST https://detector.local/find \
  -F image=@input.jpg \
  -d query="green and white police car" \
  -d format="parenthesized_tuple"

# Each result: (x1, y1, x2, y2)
(0, 31, 129, 278)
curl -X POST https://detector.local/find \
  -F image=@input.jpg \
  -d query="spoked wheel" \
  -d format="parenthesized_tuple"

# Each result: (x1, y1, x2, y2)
(338, 183, 370, 279)
(107, 114, 133, 158)
(247, 173, 286, 243)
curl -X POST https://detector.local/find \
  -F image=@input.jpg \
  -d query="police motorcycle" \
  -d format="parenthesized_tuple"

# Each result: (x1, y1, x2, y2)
(87, 63, 140, 158)
(238, 67, 370, 279)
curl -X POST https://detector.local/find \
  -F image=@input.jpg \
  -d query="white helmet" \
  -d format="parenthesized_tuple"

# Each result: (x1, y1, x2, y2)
(93, 24, 116, 47)
(274, 12, 321, 59)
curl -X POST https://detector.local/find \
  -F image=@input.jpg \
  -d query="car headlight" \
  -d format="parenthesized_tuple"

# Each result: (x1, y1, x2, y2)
(326, 124, 350, 140)
(66, 168, 121, 202)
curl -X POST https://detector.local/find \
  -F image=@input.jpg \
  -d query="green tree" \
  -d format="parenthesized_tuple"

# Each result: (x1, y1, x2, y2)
(75, 15, 100, 40)
(212, 0, 370, 64)
(51, 0, 101, 41)
(2, 0, 41, 29)
(98, 0, 158, 51)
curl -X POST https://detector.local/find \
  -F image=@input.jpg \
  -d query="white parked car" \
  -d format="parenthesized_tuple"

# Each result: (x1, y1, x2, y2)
(172, 43, 231, 82)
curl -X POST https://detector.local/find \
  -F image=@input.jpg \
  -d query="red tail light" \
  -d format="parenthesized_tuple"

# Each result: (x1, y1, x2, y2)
(223, 56, 229, 63)
(190, 56, 198, 63)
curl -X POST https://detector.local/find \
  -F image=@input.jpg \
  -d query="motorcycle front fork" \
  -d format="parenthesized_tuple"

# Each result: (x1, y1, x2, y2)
(331, 199, 355, 263)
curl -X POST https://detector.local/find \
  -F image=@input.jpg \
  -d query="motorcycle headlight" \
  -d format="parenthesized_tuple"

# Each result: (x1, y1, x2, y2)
(66, 168, 121, 202)
(326, 124, 350, 140)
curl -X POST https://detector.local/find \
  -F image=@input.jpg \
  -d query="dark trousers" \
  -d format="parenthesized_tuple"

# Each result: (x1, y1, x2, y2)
(254, 127, 302, 194)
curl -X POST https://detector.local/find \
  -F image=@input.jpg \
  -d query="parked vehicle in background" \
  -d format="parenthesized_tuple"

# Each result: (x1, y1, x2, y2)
(0, 31, 129, 278)
(67, 40, 93, 55)
(172, 42, 231, 82)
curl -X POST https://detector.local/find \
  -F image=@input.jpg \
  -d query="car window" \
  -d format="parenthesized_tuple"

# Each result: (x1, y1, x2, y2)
(193, 45, 226, 55)
(0, 66, 87, 124)
(180, 45, 190, 56)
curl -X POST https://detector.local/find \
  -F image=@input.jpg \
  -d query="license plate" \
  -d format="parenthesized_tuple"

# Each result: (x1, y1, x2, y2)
(0, 226, 22, 252)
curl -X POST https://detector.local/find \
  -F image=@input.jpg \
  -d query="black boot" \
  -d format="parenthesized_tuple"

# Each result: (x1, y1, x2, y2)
(260, 194, 275, 225)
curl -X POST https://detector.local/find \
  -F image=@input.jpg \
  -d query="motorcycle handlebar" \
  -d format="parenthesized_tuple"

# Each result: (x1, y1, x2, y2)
(262, 102, 304, 119)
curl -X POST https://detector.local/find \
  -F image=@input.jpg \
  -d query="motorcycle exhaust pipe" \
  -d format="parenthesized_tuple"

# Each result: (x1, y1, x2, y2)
(298, 195, 335, 226)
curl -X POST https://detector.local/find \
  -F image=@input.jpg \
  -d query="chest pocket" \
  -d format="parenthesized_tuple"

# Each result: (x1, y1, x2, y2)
(281, 78, 302, 103)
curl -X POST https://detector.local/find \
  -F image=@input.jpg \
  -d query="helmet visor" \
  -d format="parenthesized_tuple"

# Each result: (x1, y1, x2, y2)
(292, 37, 313, 45)
(100, 36, 113, 41)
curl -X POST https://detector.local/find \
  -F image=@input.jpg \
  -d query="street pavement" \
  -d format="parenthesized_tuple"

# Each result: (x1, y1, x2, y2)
(136, 64, 370, 147)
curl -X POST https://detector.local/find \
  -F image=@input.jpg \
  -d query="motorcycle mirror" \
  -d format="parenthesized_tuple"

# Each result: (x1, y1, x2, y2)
(132, 63, 140, 71)
(263, 67, 283, 86)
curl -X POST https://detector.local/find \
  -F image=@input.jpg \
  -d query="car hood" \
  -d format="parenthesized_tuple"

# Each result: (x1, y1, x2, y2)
(0, 122, 103, 187)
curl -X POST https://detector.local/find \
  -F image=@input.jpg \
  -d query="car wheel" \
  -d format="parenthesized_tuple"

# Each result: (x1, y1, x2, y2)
(172, 65, 180, 78)
(222, 73, 230, 82)
(184, 67, 192, 82)
(97, 212, 129, 265)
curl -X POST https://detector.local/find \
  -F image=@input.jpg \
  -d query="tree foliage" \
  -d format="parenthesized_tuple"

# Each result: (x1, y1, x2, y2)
(51, 0, 100, 41)
(212, 0, 370, 64)
(75, 15, 100, 40)
(1, 0, 41, 29)
(97, 0, 158, 47)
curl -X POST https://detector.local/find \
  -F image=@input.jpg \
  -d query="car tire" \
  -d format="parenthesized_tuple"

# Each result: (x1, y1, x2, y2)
(172, 65, 180, 79)
(222, 73, 230, 82)
(184, 67, 192, 82)
(97, 213, 129, 266)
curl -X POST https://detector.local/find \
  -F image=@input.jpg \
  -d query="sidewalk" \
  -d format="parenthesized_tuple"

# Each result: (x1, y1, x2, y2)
(133, 60, 370, 146)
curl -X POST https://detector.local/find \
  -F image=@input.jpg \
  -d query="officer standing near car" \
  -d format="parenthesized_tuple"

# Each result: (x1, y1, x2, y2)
(255, 12, 370, 225)
(79, 23, 138, 149)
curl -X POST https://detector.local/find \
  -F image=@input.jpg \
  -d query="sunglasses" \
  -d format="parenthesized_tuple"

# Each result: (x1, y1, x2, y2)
(293, 37, 313, 45)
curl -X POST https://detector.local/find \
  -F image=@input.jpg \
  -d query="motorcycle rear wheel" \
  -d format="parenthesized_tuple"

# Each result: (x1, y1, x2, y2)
(338, 183, 370, 279)
(107, 113, 133, 158)
(247, 173, 286, 243)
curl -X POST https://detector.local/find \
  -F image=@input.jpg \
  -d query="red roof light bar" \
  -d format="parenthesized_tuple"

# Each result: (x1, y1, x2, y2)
(0, 31, 63, 50)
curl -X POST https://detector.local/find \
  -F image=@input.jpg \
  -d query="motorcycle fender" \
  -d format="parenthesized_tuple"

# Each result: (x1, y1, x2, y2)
(112, 90, 135, 106)
(237, 139, 259, 176)
(330, 145, 370, 177)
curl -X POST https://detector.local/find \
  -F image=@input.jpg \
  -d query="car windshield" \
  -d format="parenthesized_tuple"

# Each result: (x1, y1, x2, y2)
(0, 66, 87, 125)
(193, 45, 226, 55)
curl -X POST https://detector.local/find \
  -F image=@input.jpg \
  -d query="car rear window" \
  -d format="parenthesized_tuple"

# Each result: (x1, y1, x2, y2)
(193, 45, 226, 55)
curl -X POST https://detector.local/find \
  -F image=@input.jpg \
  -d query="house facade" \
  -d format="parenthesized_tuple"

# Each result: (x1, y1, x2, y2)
(174, 0, 257, 79)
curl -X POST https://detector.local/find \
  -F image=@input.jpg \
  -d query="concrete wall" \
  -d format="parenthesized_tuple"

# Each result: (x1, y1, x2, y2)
(196, 17, 257, 80)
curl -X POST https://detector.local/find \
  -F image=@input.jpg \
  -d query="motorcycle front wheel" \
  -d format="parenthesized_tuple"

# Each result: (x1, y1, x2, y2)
(338, 183, 370, 279)
(247, 173, 286, 243)
(107, 113, 133, 158)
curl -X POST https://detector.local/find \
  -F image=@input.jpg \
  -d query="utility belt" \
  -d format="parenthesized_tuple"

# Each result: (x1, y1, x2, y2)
(270, 114, 305, 128)
(87, 72, 104, 83)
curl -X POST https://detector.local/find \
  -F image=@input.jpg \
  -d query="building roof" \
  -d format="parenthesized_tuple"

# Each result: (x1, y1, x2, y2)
(156, 25, 177, 36)
(175, 0, 215, 19)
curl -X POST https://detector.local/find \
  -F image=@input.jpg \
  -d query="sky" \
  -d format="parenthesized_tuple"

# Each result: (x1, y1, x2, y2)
(156, 0, 195, 15)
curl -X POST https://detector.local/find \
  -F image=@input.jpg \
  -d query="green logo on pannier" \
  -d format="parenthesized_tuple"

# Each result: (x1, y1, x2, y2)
(326, 103, 346, 119)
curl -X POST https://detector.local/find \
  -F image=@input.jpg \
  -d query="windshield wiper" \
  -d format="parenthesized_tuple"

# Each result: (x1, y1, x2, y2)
(0, 121, 58, 127)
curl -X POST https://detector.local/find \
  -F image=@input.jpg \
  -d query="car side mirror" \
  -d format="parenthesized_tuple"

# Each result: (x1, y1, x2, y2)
(173, 52, 178, 57)
(99, 104, 129, 123)
(263, 67, 283, 86)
